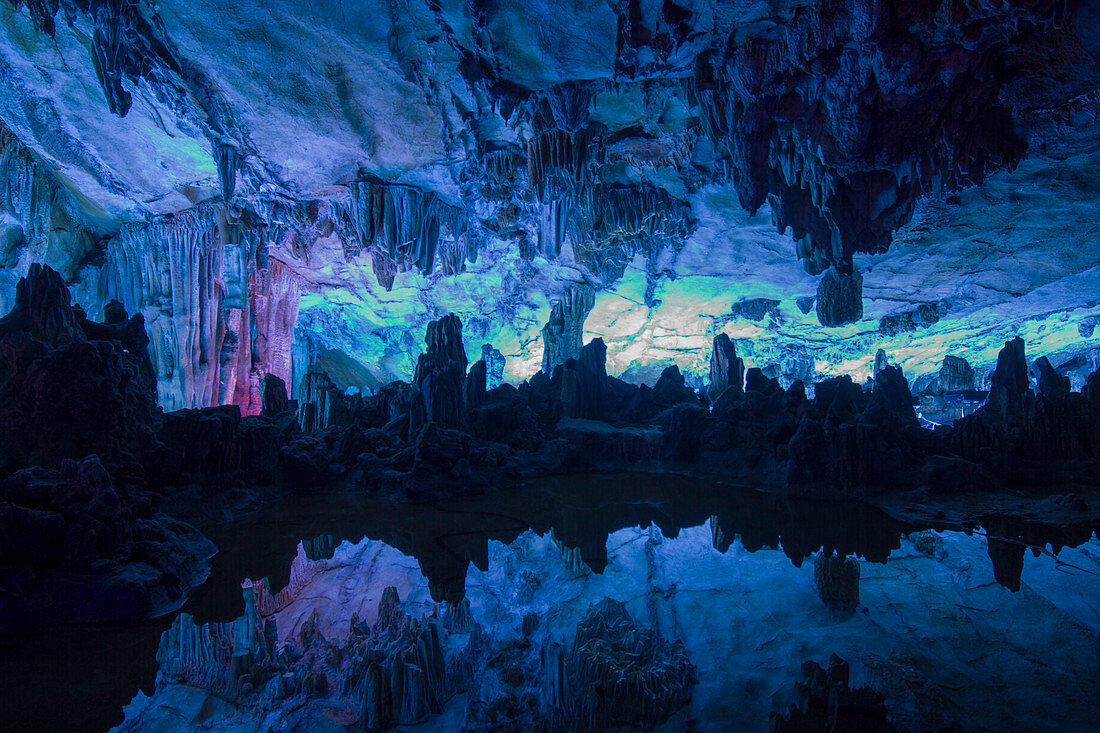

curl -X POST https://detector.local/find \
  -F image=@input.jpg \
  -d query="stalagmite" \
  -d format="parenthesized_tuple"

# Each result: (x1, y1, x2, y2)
(708, 333, 744, 402)
(541, 284, 596, 373)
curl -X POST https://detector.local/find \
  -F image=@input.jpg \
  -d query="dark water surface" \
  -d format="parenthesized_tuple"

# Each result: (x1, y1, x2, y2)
(1, 473, 1097, 731)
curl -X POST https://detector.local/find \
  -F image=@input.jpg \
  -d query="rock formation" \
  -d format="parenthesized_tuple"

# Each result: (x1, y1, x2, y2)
(814, 553, 861, 612)
(541, 283, 596, 373)
(414, 314, 468, 431)
(0, 264, 158, 481)
(708, 333, 745, 403)
(771, 655, 895, 733)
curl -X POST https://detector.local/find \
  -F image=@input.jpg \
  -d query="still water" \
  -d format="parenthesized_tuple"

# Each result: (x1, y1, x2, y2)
(2, 473, 1098, 731)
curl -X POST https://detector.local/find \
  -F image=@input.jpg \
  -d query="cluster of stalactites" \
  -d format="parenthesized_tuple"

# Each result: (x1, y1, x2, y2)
(521, 118, 696, 280)
(568, 183, 696, 284)
(0, 123, 101, 289)
(347, 178, 469, 289)
(106, 203, 301, 413)
(526, 124, 606, 205)
(692, 0, 1059, 278)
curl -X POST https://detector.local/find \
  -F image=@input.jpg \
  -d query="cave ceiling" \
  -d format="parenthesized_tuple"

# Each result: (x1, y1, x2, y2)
(1, 0, 1099, 395)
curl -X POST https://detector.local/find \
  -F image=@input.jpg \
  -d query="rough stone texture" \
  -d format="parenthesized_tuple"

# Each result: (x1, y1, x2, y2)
(816, 267, 864, 327)
(0, 0, 1095, 405)
(560, 338, 609, 421)
(1033, 356, 1071, 401)
(937, 355, 977, 394)
(988, 337, 1030, 418)
(541, 283, 596, 373)
(708, 332, 744, 403)
(951, 338, 1100, 486)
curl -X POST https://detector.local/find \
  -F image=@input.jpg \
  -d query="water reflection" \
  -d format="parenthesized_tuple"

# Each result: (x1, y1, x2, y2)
(127, 505, 1100, 732)
(2, 473, 1098, 732)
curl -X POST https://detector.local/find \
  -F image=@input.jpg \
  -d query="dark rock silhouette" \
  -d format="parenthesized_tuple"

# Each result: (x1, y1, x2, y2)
(814, 553, 860, 612)
(709, 333, 744, 403)
(771, 655, 895, 733)
(0, 264, 159, 482)
(414, 314, 467, 430)
(0, 455, 214, 630)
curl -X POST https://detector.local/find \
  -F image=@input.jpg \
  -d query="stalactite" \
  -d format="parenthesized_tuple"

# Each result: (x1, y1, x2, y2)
(569, 184, 695, 283)
(347, 179, 468, 289)
(107, 204, 302, 413)
(0, 124, 103, 312)
(248, 259, 302, 413)
(564, 598, 695, 730)
(214, 144, 238, 204)
(108, 207, 223, 409)
(526, 125, 604, 203)
(693, 0, 1059, 274)
(90, 1, 133, 117)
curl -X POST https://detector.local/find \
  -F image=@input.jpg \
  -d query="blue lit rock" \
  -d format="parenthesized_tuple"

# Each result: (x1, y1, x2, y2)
(0, 0, 1096, 414)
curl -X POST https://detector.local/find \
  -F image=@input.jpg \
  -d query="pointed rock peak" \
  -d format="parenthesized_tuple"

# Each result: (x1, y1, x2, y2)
(422, 314, 466, 371)
(709, 333, 744, 402)
(985, 337, 1029, 418)
(1032, 356, 1070, 401)
(873, 349, 889, 379)
(3, 263, 84, 344)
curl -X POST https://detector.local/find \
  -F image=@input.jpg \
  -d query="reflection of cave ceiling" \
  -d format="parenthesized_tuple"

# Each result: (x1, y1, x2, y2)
(1, 0, 1099, 401)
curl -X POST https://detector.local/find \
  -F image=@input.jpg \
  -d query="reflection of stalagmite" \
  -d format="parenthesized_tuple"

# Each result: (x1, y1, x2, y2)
(551, 530, 591, 574)
(771, 655, 895, 732)
(566, 598, 695, 730)
(813, 552, 860, 611)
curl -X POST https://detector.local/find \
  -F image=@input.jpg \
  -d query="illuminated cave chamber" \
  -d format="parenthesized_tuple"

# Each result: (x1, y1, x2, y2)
(1, 0, 1098, 414)
(1, 0, 1100, 731)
